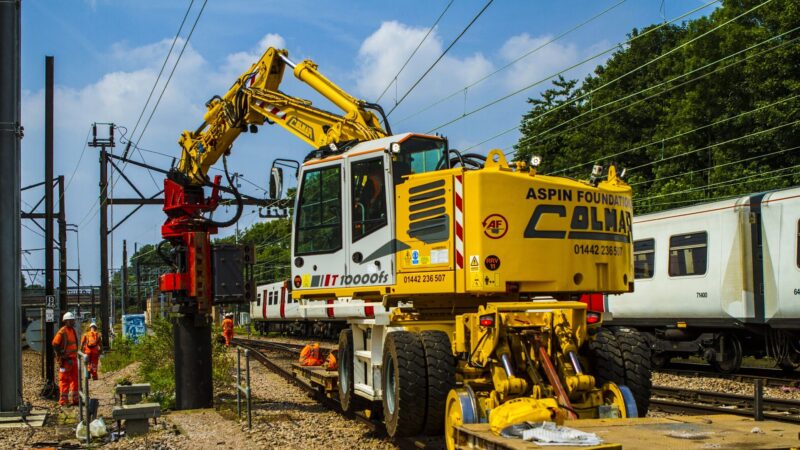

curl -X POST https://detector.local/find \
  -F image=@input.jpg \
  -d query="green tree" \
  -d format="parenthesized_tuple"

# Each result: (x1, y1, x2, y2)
(514, 0, 800, 213)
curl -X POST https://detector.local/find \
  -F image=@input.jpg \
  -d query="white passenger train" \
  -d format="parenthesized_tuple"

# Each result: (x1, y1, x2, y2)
(250, 281, 388, 339)
(605, 186, 800, 372)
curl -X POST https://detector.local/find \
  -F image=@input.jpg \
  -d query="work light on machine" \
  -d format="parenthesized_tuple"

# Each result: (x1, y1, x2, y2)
(530, 155, 542, 167)
(388, 142, 401, 154)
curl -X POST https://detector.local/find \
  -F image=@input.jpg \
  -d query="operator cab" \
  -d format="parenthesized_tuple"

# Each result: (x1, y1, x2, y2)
(285, 133, 448, 297)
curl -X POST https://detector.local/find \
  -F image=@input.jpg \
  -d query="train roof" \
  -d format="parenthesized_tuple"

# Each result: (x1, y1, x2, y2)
(634, 185, 800, 224)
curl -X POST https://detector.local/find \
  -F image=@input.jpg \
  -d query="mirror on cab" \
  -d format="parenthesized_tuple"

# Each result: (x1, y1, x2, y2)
(269, 166, 283, 199)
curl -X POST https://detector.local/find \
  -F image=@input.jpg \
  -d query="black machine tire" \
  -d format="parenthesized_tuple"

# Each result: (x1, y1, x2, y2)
(612, 327, 652, 416)
(382, 331, 427, 437)
(710, 332, 743, 374)
(419, 330, 456, 435)
(338, 329, 360, 413)
(587, 328, 626, 388)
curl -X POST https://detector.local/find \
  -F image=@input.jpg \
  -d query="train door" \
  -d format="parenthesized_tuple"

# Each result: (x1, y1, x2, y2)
(291, 160, 347, 291)
(346, 152, 395, 291)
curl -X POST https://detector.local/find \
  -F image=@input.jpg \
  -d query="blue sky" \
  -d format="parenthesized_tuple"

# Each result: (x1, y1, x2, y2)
(19, 0, 716, 286)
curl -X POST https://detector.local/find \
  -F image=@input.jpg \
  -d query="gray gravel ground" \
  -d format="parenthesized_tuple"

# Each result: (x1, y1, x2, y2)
(653, 372, 800, 400)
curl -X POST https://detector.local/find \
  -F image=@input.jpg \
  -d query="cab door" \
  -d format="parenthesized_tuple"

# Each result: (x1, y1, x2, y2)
(345, 151, 395, 291)
(291, 160, 347, 293)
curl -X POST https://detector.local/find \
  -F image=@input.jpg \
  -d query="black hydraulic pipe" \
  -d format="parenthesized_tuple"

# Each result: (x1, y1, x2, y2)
(173, 314, 213, 409)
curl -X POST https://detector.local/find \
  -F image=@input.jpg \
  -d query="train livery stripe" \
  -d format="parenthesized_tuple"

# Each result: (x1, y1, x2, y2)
(455, 174, 464, 269)
(262, 289, 267, 319)
(280, 287, 286, 319)
(326, 299, 335, 318)
(750, 193, 767, 323)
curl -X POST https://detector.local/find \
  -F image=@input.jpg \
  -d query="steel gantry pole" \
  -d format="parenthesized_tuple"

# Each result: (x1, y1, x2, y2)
(0, 0, 23, 412)
(98, 146, 110, 350)
(58, 176, 68, 323)
(42, 55, 57, 398)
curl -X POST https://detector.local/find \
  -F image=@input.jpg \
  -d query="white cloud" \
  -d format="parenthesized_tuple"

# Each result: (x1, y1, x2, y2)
(21, 33, 288, 283)
(354, 21, 493, 103)
(499, 33, 579, 91)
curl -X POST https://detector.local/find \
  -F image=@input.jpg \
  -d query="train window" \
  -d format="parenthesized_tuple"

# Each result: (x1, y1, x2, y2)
(351, 157, 387, 241)
(256, 292, 261, 307)
(295, 165, 342, 255)
(669, 232, 708, 277)
(633, 239, 655, 279)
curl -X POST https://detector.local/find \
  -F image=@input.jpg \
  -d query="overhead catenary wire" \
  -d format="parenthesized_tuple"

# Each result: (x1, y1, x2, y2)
(386, 0, 494, 117)
(634, 163, 800, 203)
(629, 144, 800, 187)
(502, 27, 800, 157)
(375, 0, 455, 104)
(628, 118, 800, 172)
(394, 0, 631, 125)
(133, 0, 208, 150)
(545, 94, 799, 176)
(129, 0, 196, 144)
(426, 0, 767, 134)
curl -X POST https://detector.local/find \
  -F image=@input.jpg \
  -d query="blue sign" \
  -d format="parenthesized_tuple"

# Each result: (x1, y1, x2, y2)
(122, 314, 146, 342)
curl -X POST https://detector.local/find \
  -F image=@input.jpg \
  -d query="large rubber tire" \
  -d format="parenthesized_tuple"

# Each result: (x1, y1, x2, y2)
(613, 327, 652, 416)
(338, 329, 358, 413)
(587, 328, 626, 389)
(382, 331, 427, 437)
(420, 330, 456, 435)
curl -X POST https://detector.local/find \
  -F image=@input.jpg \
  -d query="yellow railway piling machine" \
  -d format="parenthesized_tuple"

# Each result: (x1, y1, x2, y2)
(160, 45, 651, 444)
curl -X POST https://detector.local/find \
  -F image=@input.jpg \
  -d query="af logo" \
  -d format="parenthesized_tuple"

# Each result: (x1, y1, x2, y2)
(482, 214, 508, 239)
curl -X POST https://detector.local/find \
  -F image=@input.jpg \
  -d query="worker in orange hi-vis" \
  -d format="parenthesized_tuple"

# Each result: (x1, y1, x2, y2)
(221, 313, 235, 347)
(299, 342, 324, 366)
(80, 322, 102, 380)
(52, 312, 79, 406)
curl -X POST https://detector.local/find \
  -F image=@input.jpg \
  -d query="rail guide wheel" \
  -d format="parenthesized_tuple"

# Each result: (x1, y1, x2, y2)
(444, 386, 479, 450)
(710, 332, 743, 373)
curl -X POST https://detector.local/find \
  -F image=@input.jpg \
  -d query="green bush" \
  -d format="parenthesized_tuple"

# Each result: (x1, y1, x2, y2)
(101, 336, 135, 372)
(102, 317, 235, 410)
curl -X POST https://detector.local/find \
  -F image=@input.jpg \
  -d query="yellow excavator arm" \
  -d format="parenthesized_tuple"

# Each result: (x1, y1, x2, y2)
(177, 46, 388, 184)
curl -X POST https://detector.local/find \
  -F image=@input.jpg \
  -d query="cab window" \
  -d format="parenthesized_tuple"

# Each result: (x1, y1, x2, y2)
(669, 232, 707, 276)
(351, 157, 387, 241)
(296, 165, 342, 255)
(393, 137, 447, 184)
(633, 239, 655, 279)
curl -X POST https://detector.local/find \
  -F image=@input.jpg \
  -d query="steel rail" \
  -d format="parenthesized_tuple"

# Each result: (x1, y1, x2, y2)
(650, 385, 800, 424)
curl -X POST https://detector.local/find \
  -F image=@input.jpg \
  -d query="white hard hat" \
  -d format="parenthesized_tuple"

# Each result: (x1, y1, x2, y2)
(90, 322, 97, 328)
(62, 312, 75, 321)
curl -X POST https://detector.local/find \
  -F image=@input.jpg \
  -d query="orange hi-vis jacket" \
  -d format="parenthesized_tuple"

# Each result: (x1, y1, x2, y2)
(81, 330, 102, 353)
(53, 326, 78, 363)
(299, 343, 323, 366)
(221, 318, 234, 335)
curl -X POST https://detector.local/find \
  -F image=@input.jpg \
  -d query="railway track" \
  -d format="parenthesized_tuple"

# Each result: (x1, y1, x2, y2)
(658, 362, 800, 388)
(650, 385, 800, 423)
(231, 337, 439, 450)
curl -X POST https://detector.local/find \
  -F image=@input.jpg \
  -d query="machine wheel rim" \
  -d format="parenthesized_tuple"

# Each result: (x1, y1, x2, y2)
(444, 387, 478, 450)
(385, 354, 396, 414)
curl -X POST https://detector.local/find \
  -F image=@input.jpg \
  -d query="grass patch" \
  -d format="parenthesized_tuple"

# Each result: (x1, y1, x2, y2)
(101, 318, 235, 410)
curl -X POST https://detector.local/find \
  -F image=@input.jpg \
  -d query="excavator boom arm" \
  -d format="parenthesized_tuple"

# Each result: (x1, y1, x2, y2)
(176, 47, 387, 184)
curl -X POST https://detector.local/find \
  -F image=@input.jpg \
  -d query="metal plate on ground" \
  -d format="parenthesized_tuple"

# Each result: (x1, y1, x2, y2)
(0, 409, 48, 428)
